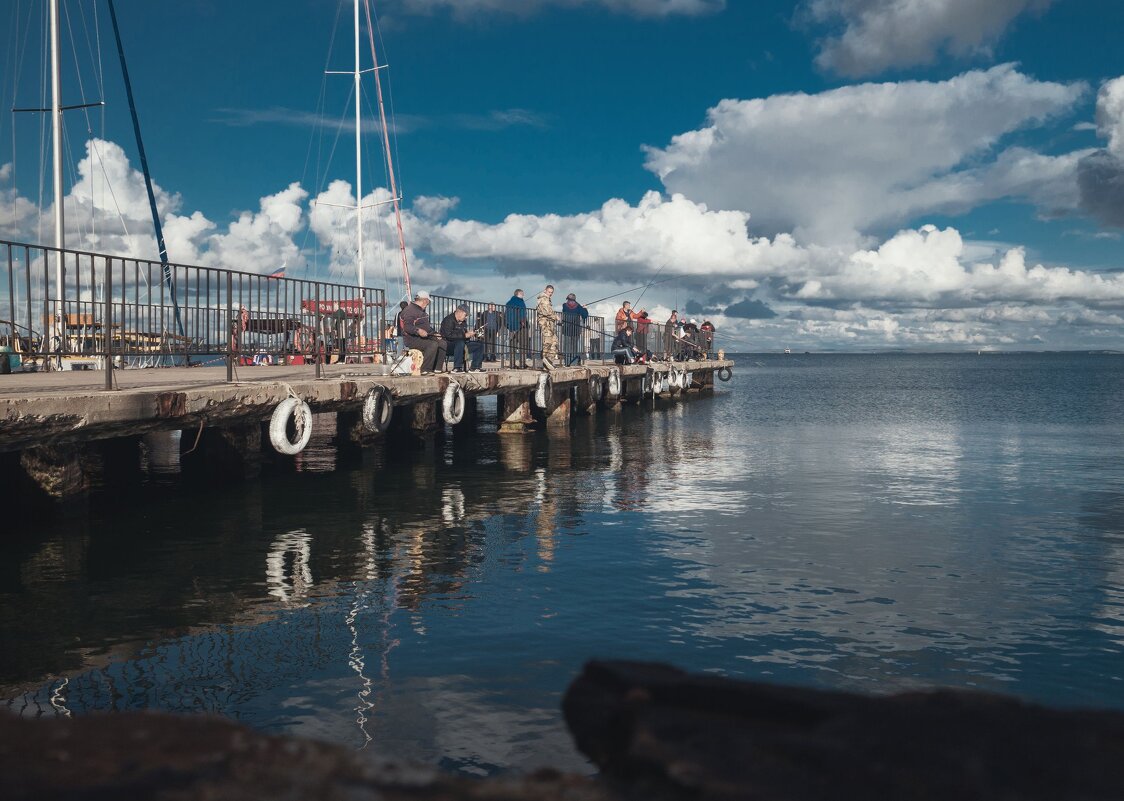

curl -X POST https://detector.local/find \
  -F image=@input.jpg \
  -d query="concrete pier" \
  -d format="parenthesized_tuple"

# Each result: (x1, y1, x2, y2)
(0, 359, 733, 499)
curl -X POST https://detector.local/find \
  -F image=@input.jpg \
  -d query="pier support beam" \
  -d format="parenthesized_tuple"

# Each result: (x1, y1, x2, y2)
(410, 401, 439, 434)
(573, 381, 597, 416)
(87, 436, 143, 490)
(181, 422, 262, 482)
(497, 392, 533, 434)
(335, 410, 381, 449)
(545, 387, 571, 436)
(453, 397, 479, 433)
(19, 444, 90, 501)
(623, 377, 644, 405)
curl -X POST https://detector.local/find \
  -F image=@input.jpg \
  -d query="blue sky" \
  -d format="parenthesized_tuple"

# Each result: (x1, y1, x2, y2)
(3, 0, 1124, 349)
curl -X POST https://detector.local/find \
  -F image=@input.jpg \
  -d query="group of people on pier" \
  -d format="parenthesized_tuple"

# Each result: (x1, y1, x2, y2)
(610, 303, 716, 365)
(391, 286, 717, 375)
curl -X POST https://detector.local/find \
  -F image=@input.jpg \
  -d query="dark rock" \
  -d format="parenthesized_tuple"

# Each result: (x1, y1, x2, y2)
(0, 711, 614, 801)
(562, 660, 1124, 801)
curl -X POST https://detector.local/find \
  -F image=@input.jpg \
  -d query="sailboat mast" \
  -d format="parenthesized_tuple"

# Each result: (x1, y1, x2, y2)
(354, 0, 364, 291)
(49, 0, 65, 348)
(364, 0, 411, 299)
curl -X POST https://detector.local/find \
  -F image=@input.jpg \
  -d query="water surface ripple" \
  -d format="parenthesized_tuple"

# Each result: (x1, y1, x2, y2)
(3, 353, 1123, 775)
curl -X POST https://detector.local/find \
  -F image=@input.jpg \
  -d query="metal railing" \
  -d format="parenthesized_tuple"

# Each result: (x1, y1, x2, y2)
(1, 238, 716, 382)
(420, 292, 608, 370)
(1, 239, 386, 382)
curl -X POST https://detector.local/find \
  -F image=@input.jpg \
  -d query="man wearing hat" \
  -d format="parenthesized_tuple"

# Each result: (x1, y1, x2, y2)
(561, 292, 589, 366)
(400, 290, 447, 374)
(440, 303, 485, 372)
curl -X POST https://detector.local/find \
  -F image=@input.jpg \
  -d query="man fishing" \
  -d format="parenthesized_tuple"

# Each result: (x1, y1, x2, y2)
(561, 293, 589, 366)
(537, 284, 561, 370)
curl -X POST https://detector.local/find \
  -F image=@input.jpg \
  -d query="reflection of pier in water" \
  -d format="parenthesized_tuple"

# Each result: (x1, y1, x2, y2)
(3, 405, 693, 712)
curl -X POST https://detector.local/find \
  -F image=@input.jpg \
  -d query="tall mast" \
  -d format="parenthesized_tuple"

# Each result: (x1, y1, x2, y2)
(363, 0, 411, 298)
(353, 0, 364, 291)
(49, 0, 65, 348)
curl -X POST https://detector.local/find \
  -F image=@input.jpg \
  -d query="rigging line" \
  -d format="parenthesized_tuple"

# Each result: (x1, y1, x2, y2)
(320, 81, 356, 203)
(299, 0, 345, 276)
(357, 83, 393, 296)
(62, 0, 95, 134)
(87, 136, 135, 247)
(370, 4, 405, 201)
(362, 0, 410, 297)
(302, 0, 343, 196)
(75, 0, 103, 103)
(295, 69, 330, 260)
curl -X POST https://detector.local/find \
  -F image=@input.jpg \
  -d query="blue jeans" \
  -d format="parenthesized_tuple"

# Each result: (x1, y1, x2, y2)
(450, 338, 484, 370)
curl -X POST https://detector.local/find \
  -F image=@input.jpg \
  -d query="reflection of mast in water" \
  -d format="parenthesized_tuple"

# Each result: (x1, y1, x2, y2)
(346, 518, 402, 749)
(265, 530, 313, 605)
(346, 522, 377, 747)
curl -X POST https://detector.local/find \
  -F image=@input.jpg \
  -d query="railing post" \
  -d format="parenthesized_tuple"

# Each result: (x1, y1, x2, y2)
(104, 256, 113, 390)
(314, 282, 321, 380)
(226, 270, 233, 383)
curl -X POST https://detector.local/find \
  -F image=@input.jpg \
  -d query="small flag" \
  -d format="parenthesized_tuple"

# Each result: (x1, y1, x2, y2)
(267, 264, 286, 279)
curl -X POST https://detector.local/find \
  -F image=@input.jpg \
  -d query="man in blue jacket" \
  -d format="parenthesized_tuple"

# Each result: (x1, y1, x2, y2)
(505, 289, 529, 368)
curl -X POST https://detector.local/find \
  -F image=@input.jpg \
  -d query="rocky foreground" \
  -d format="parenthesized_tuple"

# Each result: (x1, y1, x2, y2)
(5, 660, 1124, 800)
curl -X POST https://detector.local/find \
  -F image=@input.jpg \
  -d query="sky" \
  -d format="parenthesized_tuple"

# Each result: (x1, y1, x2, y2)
(2, 0, 1124, 350)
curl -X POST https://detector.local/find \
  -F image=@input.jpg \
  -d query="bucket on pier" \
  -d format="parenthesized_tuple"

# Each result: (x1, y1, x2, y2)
(0, 345, 18, 374)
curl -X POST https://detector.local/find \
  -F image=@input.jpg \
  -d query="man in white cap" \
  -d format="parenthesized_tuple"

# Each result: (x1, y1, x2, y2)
(399, 290, 447, 373)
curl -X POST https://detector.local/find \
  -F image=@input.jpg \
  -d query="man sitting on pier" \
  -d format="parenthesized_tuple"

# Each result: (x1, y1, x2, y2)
(612, 324, 641, 365)
(441, 305, 485, 372)
(400, 290, 447, 374)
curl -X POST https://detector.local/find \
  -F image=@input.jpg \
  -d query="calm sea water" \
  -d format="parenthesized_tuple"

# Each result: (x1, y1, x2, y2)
(3, 353, 1124, 775)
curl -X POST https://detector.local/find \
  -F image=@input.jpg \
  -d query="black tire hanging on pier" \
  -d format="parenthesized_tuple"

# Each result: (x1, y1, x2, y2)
(717, 366, 732, 382)
(362, 386, 394, 433)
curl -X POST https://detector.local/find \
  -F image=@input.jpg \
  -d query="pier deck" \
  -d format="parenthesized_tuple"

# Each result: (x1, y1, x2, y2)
(0, 359, 732, 454)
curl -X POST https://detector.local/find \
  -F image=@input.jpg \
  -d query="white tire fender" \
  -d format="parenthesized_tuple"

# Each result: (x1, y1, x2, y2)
(362, 386, 393, 433)
(589, 375, 603, 402)
(607, 368, 622, 397)
(535, 373, 553, 409)
(269, 397, 313, 455)
(443, 382, 466, 424)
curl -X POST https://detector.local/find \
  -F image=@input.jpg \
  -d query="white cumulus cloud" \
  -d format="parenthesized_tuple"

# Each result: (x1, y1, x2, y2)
(643, 65, 1086, 244)
(807, 0, 1055, 77)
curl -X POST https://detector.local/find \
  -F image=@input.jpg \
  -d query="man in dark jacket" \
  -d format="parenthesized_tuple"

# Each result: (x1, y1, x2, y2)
(505, 289, 529, 368)
(611, 324, 640, 365)
(400, 290, 447, 373)
(441, 304, 484, 372)
(561, 293, 589, 366)
(664, 311, 681, 360)
(476, 303, 503, 362)
(700, 320, 716, 358)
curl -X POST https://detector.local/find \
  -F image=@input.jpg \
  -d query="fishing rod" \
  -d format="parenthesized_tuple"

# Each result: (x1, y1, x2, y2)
(633, 259, 672, 309)
(582, 275, 679, 307)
